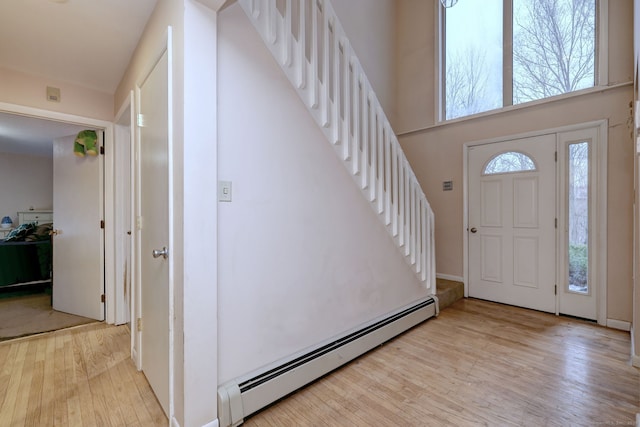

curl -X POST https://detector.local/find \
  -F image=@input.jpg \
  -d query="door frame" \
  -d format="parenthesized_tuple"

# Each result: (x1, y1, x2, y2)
(463, 120, 608, 325)
(0, 101, 116, 322)
(114, 92, 135, 330)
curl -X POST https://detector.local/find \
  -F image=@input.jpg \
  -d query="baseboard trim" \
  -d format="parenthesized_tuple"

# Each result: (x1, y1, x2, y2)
(606, 318, 631, 331)
(218, 298, 436, 426)
(436, 273, 464, 283)
(632, 326, 640, 368)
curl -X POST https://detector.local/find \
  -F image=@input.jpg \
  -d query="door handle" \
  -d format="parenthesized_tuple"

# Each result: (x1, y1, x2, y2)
(152, 247, 169, 259)
(470, 227, 477, 233)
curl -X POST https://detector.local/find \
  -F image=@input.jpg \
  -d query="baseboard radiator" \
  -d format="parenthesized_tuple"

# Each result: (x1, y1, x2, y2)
(218, 297, 438, 427)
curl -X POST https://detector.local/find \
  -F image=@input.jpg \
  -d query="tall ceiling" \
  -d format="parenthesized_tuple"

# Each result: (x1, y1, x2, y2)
(0, 0, 158, 156)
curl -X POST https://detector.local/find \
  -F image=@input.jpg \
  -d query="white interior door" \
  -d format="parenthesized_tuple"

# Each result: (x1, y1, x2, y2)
(468, 135, 556, 313)
(138, 48, 171, 416)
(52, 133, 104, 320)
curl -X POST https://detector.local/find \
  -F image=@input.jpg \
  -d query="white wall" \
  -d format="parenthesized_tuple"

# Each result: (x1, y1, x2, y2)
(0, 151, 53, 224)
(115, 0, 220, 425)
(217, 4, 428, 384)
(330, 0, 398, 128)
(0, 67, 113, 121)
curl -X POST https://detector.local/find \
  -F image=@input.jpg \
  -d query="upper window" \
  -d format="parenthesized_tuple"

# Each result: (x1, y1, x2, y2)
(443, 0, 597, 121)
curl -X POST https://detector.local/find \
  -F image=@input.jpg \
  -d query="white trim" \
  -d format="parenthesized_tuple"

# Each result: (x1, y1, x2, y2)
(166, 26, 176, 425)
(401, 82, 631, 137)
(0, 102, 114, 324)
(114, 92, 134, 327)
(174, 419, 219, 427)
(632, 327, 640, 368)
(597, 0, 609, 86)
(462, 120, 608, 149)
(436, 273, 464, 283)
(434, 1, 444, 123)
(596, 121, 608, 326)
(462, 140, 469, 298)
(606, 319, 631, 331)
(463, 120, 608, 325)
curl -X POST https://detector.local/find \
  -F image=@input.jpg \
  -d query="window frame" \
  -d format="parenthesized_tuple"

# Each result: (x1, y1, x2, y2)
(435, 0, 608, 123)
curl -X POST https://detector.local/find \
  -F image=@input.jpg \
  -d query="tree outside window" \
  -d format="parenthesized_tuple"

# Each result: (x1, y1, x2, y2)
(444, 0, 596, 120)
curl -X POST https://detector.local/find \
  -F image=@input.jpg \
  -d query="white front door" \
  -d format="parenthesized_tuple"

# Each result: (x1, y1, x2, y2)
(468, 135, 556, 313)
(52, 133, 104, 320)
(138, 48, 171, 416)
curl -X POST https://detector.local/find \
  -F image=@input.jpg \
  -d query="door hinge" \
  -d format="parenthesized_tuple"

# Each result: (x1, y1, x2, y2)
(100, 220, 105, 229)
(555, 218, 557, 228)
(554, 285, 557, 295)
(137, 318, 142, 332)
(100, 294, 105, 303)
(137, 114, 145, 127)
(555, 151, 558, 162)
(100, 146, 105, 155)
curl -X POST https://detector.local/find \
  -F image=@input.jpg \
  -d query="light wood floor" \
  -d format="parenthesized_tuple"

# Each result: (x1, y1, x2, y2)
(1, 299, 638, 426)
(0, 322, 167, 427)
(245, 298, 640, 426)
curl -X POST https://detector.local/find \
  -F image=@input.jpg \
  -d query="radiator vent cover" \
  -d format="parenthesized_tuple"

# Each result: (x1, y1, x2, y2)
(218, 296, 438, 427)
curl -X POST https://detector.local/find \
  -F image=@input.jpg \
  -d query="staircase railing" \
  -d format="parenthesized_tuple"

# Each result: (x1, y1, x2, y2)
(238, 0, 435, 291)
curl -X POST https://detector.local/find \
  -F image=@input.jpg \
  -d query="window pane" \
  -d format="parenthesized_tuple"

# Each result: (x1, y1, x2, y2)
(445, 0, 502, 119)
(568, 142, 589, 294)
(513, 0, 595, 105)
(483, 151, 536, 175)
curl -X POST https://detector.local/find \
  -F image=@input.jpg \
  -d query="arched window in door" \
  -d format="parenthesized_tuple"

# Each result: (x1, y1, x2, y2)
(483, 151, 536, 175)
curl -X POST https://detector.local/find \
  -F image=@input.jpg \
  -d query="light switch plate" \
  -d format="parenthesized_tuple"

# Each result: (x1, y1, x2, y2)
(218, 181, 232, 202)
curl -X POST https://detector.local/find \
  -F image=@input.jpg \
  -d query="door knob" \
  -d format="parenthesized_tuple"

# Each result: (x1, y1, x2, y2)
(470, 227, 477, 233)
(152, 247, 169, 259)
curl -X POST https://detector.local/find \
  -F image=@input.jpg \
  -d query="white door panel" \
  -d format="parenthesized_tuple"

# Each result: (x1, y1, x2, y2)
(468, 135, 556, 313)
(138, 48, 171, 416)
(52, 134, 104, 320)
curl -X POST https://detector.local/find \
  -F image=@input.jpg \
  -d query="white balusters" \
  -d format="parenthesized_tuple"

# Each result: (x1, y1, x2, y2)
(341, 44, 350, 161)
(237, 0, 435, 290)
(321, 10, 330, 126)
